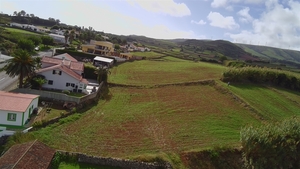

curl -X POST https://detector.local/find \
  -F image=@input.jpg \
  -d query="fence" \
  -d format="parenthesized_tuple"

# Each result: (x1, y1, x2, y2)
(0, 127, 33, 137)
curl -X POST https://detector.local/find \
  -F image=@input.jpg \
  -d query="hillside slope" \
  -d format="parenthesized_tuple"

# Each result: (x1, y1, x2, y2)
(236, 43, 300, 63)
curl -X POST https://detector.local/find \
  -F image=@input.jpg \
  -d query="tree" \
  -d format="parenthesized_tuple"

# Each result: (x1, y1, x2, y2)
(20, 10, 26, 16)
(41, 36, 54, 47)
(64, 30, 69, 45)
(51, 25, 60, 30)
(33, 77, 47, 90)
(30, 14, 35, 18)
(69, 30, 75, 44)
(28, 36, 42, 46)
(55, 19, 60, 24)
(0, 50, 35, 88)
(13, 11, 17, 16)
(17, 39, 35, 52)
(114, 44, 120, 50)
(95, 67, 110, 85)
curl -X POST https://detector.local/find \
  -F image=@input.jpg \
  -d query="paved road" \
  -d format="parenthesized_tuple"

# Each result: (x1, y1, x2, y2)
(0, 63, 18, 91)
(0, 48, 63, 91)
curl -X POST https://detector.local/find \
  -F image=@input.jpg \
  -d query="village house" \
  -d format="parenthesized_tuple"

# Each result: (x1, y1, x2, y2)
(81, 40, 115, 56)
(36, 53, 88, 93)
(49, 33, 68, 44)
(0, 91, 39, 127)
(0, 140, 56, 169)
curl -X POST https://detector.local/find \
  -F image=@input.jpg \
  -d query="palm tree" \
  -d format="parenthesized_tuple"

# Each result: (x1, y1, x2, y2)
(95, 66, 110, 85)
(0, 50, 35, 88)
(69, 30, 75, 44)
(64, 30, 69, 46)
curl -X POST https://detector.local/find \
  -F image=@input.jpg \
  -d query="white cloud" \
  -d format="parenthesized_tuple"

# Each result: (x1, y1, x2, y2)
(211, 0, 228, 8)
(126, 0, 191, 17)
(207, 12, 239, 30)
(191, 19, 207, 25)
(237, 7, 253, 23)
(228, 0, 300, 50)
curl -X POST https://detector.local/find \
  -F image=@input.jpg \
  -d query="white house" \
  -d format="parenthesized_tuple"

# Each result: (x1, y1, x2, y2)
(93, 56, 114, 67)
(49, 33, 68, 44)
(10, 22, 23, 28)
(0, 91, 39, 127)
(36, 54, 88, 93)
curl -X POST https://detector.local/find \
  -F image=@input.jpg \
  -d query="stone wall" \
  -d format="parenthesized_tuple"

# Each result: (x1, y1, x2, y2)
(57, 150, 172, 169)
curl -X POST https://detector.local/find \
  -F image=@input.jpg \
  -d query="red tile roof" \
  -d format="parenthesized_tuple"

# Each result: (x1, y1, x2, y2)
(70, 62, 84, 71)
(0, 91, 39, 112)
(41, 56, 83, 72)
(36, 65, 88, 84)
(0, 140, 55, 169)
(53, 53, 78, 62)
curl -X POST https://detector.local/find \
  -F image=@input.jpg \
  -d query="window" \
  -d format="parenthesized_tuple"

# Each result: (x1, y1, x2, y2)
(52, 70, 62, 75)
(66, 83, 70, 87)
(7, 113, 17, 121)
(71, 83, 75, 87)
(48, 80, 53, 85)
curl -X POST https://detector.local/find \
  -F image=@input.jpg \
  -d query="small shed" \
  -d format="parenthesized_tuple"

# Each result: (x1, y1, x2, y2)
(93, 56, 114, 67)
(0, 140, 56, 169)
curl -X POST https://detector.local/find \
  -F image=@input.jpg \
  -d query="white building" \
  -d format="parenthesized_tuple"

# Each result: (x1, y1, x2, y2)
(49, 33, 68, 44)
(93, 56, 114, 67)
(36, 53, 88, 93)
(0, 91, 39, 127)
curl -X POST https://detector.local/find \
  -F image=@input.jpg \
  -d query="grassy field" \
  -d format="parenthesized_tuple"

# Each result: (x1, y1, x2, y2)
(5, 27, 41, 35)
(227, 84, 300, 121)
(131, 51, 165, 58)
(33, 84, 261, 158)
(110, 56, 226, 85)
(29, 55, 300, 168)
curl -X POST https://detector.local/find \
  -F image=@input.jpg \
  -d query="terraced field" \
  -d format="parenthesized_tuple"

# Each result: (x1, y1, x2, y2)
(31, 56, 300, 168)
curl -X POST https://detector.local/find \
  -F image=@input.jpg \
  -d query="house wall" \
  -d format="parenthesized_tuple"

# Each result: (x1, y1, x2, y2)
(0, 110, 23, 126)
(0, 97, 39, 127)
(38, 69, 86, 92)
(22, 97, 39, 125)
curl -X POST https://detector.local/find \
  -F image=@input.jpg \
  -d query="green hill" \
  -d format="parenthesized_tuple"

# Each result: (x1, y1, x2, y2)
(236, 43, 300, 63)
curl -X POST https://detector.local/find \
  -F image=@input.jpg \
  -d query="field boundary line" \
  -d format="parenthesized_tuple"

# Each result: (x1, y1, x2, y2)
(108, 79, 216, 88)
(213, 83, 267, 121)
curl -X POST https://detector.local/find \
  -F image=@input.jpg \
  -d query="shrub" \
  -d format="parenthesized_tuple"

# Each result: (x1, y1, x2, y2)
(221, 66, 300, 91)
(241, 117, 300, 169)
(84, 64, 98, 79)
(62, 90, 70, 95)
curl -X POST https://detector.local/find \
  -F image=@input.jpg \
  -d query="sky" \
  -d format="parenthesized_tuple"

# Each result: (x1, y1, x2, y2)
(1, 0, 300, 51)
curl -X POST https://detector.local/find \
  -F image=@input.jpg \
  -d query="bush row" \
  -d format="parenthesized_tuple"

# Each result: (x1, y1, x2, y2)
(241, 117, 300, 169)
(221, 66, 300, 91)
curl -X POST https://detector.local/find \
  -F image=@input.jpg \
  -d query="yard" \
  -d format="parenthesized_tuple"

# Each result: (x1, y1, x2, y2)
(5, 27, 42, 35)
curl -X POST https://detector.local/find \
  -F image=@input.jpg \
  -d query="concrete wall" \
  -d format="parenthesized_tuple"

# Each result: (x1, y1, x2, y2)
(56, 150, 172, 169)
(13, 88, 81, 103)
